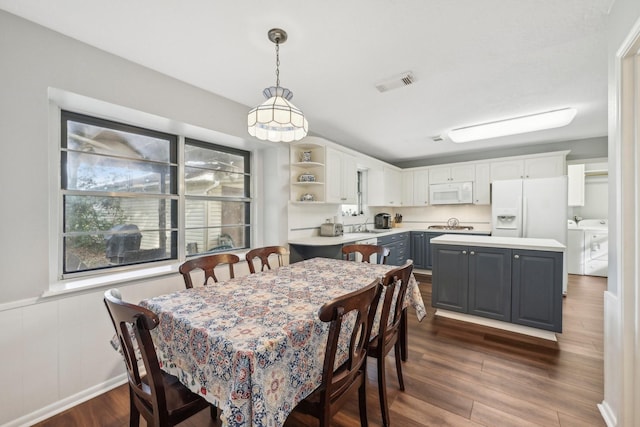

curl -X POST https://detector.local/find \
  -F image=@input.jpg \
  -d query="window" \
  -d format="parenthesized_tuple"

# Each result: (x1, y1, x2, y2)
(60, 111, 251, 276)
(341, 170, 365, 216)
(184, 139, 251, 256)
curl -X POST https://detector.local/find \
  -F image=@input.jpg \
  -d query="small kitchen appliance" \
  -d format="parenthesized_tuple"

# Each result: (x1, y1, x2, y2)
(320, 222, 344, 237)
(374, 213, 392, 229)
(429, 181, 473, 205)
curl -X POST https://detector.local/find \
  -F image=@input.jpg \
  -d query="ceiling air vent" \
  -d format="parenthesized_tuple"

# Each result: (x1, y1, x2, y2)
(375, 71, 415, 93)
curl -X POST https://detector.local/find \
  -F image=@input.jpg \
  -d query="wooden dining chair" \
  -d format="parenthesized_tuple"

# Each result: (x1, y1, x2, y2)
(342, 243, 390, 264)
(367, 260, 414, 427)
(103, 289, 215, 427)
(245, 245, 288, 274)
(293, 278, 382, 427)
(179, 253, 240, 288)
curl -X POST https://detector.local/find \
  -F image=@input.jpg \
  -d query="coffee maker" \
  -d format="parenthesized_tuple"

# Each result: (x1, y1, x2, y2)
(374, 213, 392, 229)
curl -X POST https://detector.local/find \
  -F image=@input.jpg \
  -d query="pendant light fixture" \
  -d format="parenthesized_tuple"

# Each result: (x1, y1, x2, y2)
(247, 28, 308, 142)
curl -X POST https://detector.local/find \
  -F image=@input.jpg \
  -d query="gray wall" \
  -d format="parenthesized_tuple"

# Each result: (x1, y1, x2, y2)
(0, 10, 286, 304)
(0, 11, 291, 426)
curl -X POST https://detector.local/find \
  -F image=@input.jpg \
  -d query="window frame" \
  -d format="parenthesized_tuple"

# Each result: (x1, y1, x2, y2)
(183, 138, 252, 256)
(58, 110, 252, 280)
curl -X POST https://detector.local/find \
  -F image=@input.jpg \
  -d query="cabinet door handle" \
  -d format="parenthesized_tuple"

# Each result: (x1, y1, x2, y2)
(462, 250, 467, 255)
(514, 254, 520, 259)
(470, 251, 475, 255)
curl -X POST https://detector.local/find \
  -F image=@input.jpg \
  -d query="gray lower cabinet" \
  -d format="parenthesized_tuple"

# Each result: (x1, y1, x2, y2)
(289, 243, 342, 263)
(425, 232, 442, 269)
(289, 231, 410, 266)
(411, 231, 462, 270)
(468, 247, 511, 322)
(410, 232, 427, 268)
(410, 231, 484, 270)
(431, 244, 469, 312)
(432, 243, 562, 332)
(511, 249, 563, 332)
(379, 232, 409, 265)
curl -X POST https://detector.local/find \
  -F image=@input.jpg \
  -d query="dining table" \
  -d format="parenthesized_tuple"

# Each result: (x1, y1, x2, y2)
(140, 257, 427, 427)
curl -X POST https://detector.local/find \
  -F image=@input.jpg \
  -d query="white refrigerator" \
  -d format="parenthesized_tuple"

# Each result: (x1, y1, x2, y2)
(491, 176, 568, 294)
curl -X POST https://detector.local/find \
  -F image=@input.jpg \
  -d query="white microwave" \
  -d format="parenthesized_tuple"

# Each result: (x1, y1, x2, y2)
(429, 181, 473, 205)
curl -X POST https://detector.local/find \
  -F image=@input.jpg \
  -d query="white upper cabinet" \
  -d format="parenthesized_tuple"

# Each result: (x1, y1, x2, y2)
(368, 166, 402, 206)
(384, 167, 402, 206)
(567, 163, 585, 206)
(429, 164, 475, 184)
(413, 169, 430, 205)
(524, 155, 565, 179)
(490, 159, 524, 181)
(490, 152, 567, 181)
(367, 166, 385, 206)
(326, 147, 357, 204)
(401, 171, 414, 206)
(401, 169, 429, 206)
(474, 163, 491, 205)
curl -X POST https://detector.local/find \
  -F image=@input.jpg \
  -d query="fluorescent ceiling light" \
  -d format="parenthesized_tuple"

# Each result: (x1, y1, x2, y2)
(447, 108, 577, 143)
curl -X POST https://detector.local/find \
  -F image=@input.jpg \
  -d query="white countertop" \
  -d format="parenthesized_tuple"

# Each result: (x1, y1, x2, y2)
(430, 234, 565, 252)
(288, 227, 491, 246)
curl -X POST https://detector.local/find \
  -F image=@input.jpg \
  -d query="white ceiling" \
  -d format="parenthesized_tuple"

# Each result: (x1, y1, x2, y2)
(0, 0, 613, 163)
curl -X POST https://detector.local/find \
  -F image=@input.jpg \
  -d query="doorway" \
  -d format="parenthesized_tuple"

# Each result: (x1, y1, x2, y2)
(600, 16, 640, 427)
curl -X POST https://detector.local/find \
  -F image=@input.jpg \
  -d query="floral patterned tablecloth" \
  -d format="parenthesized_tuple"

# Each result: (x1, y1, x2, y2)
(140, 257, 426, 427)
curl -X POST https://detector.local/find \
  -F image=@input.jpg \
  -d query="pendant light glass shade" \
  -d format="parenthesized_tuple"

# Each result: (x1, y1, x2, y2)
(248, 28, 308, 142)
(247, 86, 308, 142)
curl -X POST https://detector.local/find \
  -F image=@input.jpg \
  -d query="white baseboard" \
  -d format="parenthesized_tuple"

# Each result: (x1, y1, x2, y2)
(6, 374, 127, 427)
(598, 400, 617, 427)
(435, 309, 558, 341)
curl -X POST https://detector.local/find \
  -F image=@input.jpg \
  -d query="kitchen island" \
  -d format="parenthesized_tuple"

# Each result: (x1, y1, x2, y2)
(430, 234, 565, 340)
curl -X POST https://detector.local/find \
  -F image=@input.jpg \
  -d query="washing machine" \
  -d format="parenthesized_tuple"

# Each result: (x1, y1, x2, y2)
(567, 219, 584, 275)
(579, 219, 608, 277)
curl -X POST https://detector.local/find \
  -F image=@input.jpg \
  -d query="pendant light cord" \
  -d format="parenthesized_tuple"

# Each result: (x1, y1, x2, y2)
(275, 41, 280, 89)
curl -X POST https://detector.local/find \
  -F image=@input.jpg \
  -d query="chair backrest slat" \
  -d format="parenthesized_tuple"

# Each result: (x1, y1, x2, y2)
(179, 253, 240, 288)
(317, 278, 381, 406)
(245, 246, 287, 274)
(373, 260, 414, 349)
(342, 244, 390, 264)
(103, 289, 168, 419)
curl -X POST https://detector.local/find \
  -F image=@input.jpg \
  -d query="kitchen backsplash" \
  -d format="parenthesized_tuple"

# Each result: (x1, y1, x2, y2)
(288, 203, 492, 239)
(288, 203, 383, 239)
(394, 204, 492, 229)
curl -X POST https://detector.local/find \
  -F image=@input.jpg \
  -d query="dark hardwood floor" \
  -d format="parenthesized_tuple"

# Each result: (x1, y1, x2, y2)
(33, 273, 606, 427)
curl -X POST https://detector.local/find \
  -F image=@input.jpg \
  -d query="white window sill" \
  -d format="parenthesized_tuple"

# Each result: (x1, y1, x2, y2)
(42, 249, 254, 299)
(42, 263, 179, 299)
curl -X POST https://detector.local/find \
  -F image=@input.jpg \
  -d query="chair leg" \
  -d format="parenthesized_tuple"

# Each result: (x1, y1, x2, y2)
(319, 403, 331, 427)
(359, 378, 369, 427)
(394, 342, 405, 391)
(210, 404, 218, 420)
(377, 355, 390, 427)
(129, 387, 140, 427)
(400, 308, 408, 361)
